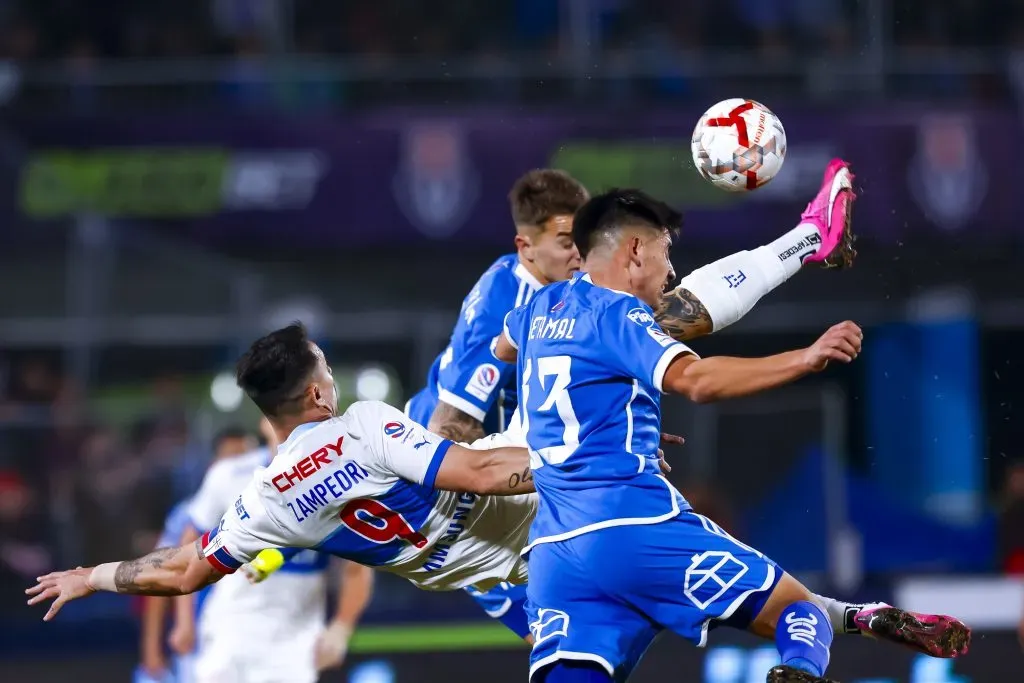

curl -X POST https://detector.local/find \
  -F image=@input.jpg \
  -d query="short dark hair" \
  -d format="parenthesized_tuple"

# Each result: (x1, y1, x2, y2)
(212, 425, 251, 453)
(235, 323, 318, 417)
(509, 169, 589, 228)
(572, 188, 683, 259)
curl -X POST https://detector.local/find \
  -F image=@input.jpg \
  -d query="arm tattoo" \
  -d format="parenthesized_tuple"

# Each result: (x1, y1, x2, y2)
(113, 547, 186, 595)
(428, 402, 486, 443)
(507, 466, 533, 491)
(655, 287, 714, 342)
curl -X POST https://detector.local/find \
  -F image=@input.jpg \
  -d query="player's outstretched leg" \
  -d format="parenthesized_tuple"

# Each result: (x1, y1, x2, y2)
(810, 594, 970, 658)
(851, 603, 970, 658)
(800, 159, 856, 269)
(749, 574, 841, 683)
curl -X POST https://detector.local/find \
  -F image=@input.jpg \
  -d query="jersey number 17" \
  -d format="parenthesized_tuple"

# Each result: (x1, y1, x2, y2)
(521, 355, 580, 466)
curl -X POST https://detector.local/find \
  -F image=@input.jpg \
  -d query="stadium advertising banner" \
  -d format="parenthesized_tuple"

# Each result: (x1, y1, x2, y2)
(7, 107, 1014, 246)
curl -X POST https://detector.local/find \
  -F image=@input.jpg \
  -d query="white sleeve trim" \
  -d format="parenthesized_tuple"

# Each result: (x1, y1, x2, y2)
(437, 389, 488, 422)
(502, 312, 519, 350)
(653, 344, 697, 394)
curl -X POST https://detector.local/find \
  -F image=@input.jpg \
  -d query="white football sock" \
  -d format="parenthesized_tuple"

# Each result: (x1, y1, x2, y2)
(810, 593, 886, 636)
(674, 223, 821, 332)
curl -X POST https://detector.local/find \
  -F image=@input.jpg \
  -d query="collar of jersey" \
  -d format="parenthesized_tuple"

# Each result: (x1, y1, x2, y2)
(280, 421, 322, 451)
(513, 259, 544, 291)
(577, 272, 631, 297)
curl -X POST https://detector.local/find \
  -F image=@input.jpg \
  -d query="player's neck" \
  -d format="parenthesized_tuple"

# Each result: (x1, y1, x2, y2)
(581, 262, 634, 298)
(271, 413, 331, 446)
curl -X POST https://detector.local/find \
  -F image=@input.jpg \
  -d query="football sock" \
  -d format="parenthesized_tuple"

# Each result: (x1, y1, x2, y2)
(775, 600, 833, 677)
(674, 223, 820, 332)
(811, 594, 878, 635)
(536, 661, 613, 683)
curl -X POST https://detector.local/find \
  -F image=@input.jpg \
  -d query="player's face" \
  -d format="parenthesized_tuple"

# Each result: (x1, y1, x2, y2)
(520, 215, 580, 284)
(308, 343, 339, 417)
(629, 229, 676, 308)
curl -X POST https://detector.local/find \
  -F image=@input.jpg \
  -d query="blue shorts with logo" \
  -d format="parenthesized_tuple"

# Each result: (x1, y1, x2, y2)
(525, 512, 782, 682)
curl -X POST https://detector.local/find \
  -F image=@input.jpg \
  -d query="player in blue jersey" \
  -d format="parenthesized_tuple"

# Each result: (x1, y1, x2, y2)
(136, 427, 256, 683)
(406, 164, 861, 639)
(406, 169, 588, 635)
(496, 173, 965, 682)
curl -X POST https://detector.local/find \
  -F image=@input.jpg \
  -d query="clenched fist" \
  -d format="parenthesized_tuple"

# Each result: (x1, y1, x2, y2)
(802, 321, 863, 372)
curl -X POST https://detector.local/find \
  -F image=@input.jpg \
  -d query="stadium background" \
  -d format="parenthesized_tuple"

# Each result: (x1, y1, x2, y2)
(1, 0, 1023, 680)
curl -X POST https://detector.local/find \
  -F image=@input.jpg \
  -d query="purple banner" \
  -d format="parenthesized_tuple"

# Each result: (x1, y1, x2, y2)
(8, 106, 1017, 246)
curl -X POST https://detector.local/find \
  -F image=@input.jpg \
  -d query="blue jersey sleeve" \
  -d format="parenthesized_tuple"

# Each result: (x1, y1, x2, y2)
(435, 283, 518, 422)
(502, 302, 531, 351)
(601, 299, 697, 392)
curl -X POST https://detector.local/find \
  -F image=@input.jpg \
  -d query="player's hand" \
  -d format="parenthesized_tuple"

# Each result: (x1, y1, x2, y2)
(168, 620, 195, 655)
(25, 566, 94, 621)
(314, 620, 353, 671)
(657, 432, 684, 474)
(802, 321, 862, 372)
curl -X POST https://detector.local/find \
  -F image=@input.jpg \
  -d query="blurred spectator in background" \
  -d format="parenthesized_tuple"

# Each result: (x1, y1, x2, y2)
(0, 468, 51, 616)
(998, 461, 1024, 575)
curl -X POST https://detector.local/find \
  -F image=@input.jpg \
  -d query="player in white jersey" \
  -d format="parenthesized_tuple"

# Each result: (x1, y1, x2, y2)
(28, 323, 538, 618)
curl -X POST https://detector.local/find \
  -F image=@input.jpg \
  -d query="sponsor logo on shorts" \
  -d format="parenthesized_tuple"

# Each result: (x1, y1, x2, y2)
(529, 608, 570, 645)
(465, 363, 500, 402)
(384, 422, 406, 439)
(683, 550, 750, 610)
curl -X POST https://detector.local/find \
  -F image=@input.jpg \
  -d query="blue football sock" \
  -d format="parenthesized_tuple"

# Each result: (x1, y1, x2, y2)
(536, 661, 613, 683)
(775, 600, 833, 677)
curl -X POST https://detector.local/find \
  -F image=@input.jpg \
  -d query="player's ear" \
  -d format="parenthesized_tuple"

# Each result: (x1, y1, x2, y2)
(514, 233, 533, 261)
(628, 235, 644, 266)
(311, 383, 327, 411)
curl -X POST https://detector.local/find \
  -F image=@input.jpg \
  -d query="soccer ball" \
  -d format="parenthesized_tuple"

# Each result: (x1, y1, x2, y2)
(690, 99, 787, 192)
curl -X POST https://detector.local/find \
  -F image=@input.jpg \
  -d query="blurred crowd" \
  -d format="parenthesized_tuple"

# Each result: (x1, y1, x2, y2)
(0, 0, 1015, 62)
(0, 353, 216, 617)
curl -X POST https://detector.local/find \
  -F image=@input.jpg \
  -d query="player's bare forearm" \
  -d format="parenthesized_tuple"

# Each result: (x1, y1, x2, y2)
(434, 444, 534, 495)
(112, 541, 218, 595)
(663, 321, 862, 402)
(671, 351, 810, 402)
(140, 595, 170, 664)
(27, 540, 223, 621)
(173, 527, 201, 620)
(655, 287, 714, 342)
(335, 561, 374, 629)
(427, 401, 486, 443)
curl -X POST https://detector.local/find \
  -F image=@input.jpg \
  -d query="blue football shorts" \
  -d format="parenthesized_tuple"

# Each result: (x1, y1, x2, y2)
(525, 511, 782, 681)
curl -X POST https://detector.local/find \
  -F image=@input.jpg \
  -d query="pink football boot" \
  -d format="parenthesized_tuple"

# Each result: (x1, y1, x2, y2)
(800, 159, 857, 268)
(853, 603, 971, 658)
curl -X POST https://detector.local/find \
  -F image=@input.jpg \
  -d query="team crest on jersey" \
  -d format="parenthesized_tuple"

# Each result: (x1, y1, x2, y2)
(393, 123, 479, 239)
(465, 363, 500, 402)
(384, 421, 406, 439)
(908, 114, 986, 233)
(627, 307, 655, 326)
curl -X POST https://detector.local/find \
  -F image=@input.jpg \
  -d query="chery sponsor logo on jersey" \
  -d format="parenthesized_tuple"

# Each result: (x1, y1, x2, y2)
(384, 421, 406, 439)
(465, 363, 500, 402)
(272, 437, 346, 492)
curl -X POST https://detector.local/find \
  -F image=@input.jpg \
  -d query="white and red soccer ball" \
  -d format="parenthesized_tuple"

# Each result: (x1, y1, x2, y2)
(691, 99, 787, 192)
